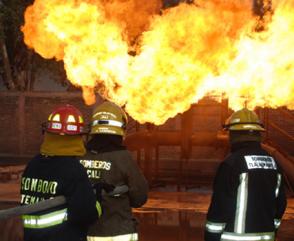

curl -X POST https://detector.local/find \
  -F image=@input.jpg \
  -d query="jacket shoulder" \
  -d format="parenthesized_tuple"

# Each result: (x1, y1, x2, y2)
(110, 149, 132, 158)
(223, 152, 238, 166)
(63, 157, 88, 176)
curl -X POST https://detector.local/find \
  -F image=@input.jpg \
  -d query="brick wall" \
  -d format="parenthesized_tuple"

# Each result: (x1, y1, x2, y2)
(0, 94, 20, 154)
(0, 91, 293, 159)
(0, 92, 101, 156)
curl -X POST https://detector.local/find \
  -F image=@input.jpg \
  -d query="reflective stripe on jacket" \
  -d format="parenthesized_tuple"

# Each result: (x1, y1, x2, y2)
(23, 208, 67, 228)
(87, 233, 138, 241)
(221, 232, 275, 241)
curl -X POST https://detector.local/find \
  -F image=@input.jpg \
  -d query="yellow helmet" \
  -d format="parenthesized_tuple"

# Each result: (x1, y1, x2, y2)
(224, 108, 265, 131)
(90, 101, 128, 136)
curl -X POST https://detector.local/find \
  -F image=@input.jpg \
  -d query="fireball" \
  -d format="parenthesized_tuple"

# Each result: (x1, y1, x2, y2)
(22, 0, 294, 124)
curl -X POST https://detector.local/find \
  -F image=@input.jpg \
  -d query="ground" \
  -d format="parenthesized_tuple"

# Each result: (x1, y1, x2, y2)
(0, 183, 293, 241)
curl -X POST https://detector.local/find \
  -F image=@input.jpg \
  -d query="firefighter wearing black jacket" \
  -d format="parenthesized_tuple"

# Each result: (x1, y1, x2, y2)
(21, 105, 100, 241)
(205, 108, 287, 241)
(80, 101, 148, 241)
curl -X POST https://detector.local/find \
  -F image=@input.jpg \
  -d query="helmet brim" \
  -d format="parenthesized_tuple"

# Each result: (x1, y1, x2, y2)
(90, 125, 125, 136)
(225, 123, 265, 131)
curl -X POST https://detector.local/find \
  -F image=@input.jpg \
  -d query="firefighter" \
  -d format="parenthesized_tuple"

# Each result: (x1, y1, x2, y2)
(20, 104, 100, 241)
(205, 108, 287, 241)
(80, 101, 148, 241)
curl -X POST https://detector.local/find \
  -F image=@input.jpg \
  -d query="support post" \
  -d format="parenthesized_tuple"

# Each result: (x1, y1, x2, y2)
(0, 38, 14, 89)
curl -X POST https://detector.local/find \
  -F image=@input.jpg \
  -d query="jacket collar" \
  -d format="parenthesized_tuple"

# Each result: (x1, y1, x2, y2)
(86, 134, 126, 153)
(231, 141, 261, 153)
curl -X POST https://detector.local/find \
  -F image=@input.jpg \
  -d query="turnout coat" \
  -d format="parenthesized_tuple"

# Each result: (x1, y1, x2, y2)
(205, 142, 287, 241)
(81, 135, 148, 238)
(21, 155, 98, 241)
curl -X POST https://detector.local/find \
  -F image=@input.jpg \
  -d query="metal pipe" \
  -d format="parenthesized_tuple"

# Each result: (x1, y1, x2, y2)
(0, 196, 66, 220)
(124, 131, 226, 151)
(261, 144, 294, 192)
(0, 185, 129, 220)
(268, 121, 294, 142)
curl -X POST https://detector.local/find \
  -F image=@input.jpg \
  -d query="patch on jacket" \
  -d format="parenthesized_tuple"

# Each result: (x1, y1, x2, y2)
(80, 159, 111, 170)
(244, 155, 277, 170)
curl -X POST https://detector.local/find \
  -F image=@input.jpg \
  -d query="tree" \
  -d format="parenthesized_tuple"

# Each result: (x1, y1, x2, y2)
(0, 0, 69, 91)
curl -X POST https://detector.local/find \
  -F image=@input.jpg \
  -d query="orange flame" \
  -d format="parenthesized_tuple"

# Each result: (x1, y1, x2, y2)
(205, 0, 294, 111)
(22, 0, 294, 125)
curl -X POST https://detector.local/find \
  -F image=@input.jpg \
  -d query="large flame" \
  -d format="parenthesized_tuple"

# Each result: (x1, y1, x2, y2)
(207, 0, 294, 111)
(22, 0, 294, 125)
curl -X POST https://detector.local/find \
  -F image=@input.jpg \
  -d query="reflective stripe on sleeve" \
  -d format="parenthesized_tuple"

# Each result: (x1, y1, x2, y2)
(205, 221, 226, 233)
(234, 173, 248, 233)
(22, 208, 67, 228)
(274, 219, 281, 229)
(96, 201, 102, 217)
(221, 232, 275, 241)
(275, 174, 281, 197)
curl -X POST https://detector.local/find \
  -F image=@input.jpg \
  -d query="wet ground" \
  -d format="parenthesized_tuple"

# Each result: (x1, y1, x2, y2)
(0, 183, 293, 241)
(135, 191, 294, 241)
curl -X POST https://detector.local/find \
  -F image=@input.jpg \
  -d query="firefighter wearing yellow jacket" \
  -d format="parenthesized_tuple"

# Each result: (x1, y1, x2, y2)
(21, 105, 100, 241)
(205, 108, 287, 241)
(80, 101, 148, 241)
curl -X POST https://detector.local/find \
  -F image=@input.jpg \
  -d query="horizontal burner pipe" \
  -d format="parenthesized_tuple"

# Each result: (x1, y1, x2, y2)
(261, 144, 294, 193)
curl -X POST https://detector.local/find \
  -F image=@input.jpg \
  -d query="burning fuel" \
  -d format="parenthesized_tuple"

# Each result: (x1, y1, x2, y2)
(22, 0, 294, 125)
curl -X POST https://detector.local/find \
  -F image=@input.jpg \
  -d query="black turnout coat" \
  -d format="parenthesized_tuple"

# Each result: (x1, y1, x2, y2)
(205, 142, 287, 241)
(21, 155, 98, 241)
